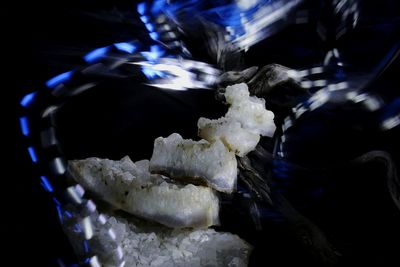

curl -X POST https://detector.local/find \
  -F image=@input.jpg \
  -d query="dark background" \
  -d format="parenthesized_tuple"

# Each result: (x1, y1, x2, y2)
(7, 0, 400, 266)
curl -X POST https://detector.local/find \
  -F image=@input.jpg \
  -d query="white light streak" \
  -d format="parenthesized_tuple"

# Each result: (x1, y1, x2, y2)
(81, 216, 94, 240)
(133, 58, 221, 91)
(234, 0, 303, 49)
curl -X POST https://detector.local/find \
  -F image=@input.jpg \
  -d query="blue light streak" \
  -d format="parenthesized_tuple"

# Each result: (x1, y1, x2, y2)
(20, 92, 37, 107)
(114, 42, 137, 53)
(145, 23, 155, 32)
(141, 66, 165, 79)
(146, 0, 300, 49)
(53, 197, 61, 206)
(141, 45, 164, 61)
(28, 146, 38, 163)
(40, 175, 54, 193)
(149, 32, 159, 40)
(64, 210, 73, 218)
(19, 116, 29, 136)
(140, 15, 150, 23)
(83, 240, 89, 253)
(137, 2, 147, 15)
(74, 223, 82, 233)
(46, 71, 74, 88)
(150, 0, 198, 15)
(150, 0, 167, 14)
(83, 46, 109, 63)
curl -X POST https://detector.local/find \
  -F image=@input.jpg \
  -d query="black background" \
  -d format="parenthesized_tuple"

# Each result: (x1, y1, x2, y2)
(7, 1, 400, 266)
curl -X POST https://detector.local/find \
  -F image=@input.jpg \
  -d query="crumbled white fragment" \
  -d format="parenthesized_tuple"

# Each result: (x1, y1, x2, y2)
(68, 156, 219, 228)
(149, 133, 237, 193)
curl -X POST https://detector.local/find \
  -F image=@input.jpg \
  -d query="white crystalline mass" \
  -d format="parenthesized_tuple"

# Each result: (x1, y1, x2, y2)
(149, 133, 237, 193)
(198, 117, 260, 157)
(224, 82, 251, 105)
(225, 83, 276, 137)
(114, 214, 251, 267)
(64, 82, 276, 265)
(149, 83, 274, 191)
(198, 83, 275, 157)
(68, 156, 219, 228)
(63, 209, 252, 267)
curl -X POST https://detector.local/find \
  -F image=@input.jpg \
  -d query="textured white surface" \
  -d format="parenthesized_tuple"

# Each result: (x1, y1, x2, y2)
(68, 156, 219, 228)
(64, 82, 279, 265)
(198, 117, 260, 157)
(63, 209, 252, 267)
(149, 133, 237, 193)
(225, 83, 276, 137)
(224, 83, 251, 105)
(198, 83, 275, 157)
